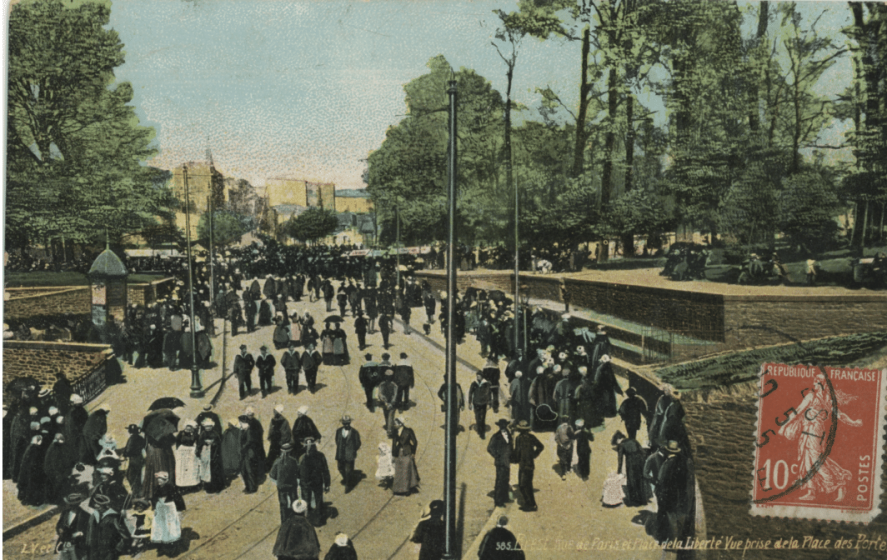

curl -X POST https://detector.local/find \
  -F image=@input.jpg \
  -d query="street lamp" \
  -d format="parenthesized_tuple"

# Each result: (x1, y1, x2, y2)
(182, 164, 205, 398)
(442, 78, 459, 560)
(520, 287, 530, 354)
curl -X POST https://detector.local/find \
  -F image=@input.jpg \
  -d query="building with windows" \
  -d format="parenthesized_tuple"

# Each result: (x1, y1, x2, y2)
(171, 159, 226, 239)
(265, 177, 336, 210)
(335, 189, 374, 213)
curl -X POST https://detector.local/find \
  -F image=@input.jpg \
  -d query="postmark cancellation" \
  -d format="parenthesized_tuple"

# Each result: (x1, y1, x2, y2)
(751, 363, 887, 523)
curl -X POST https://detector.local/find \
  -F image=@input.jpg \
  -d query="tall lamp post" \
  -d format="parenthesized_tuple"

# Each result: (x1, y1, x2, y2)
(442, 78, 459, 560)
(520, 288, 530, 353)
(513, 175, 520, 356)
(183, 164, 205, 398)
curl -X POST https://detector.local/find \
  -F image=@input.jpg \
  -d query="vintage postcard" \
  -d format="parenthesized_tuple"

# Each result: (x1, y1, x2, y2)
(3, 1, 887, 560)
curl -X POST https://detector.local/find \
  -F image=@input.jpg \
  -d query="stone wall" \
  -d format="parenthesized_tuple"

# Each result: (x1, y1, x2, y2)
(2, 341, 115, 404)
(683, 384, 887, 559)
(4, 287, 90, 320)
(4, 278, 176, 320)
(723, 295, 887, 349)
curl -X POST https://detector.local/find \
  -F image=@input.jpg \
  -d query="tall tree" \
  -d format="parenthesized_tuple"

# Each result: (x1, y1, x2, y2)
(5, 0, 169, 250)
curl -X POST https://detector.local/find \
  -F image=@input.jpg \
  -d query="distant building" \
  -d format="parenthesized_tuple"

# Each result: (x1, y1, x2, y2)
(265, 177, 336, 210)
(171, 160, 225, 240)
(322, 212, 377, 247)
(226, 177, 265, 218)
(335, 189, 374, 214)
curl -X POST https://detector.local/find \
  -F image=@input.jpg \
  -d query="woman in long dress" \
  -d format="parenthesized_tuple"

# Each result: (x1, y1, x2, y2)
(197, 420, 225, 493)
(273, 316, 291, 350)
(391, 418, 420, 495)
(615, 431, 648, 506)
(150, 472, 185, 554)
(289, 315, 302, 347)
(173, 422, 200, 492)
(332, 323, 349, 366)
(321, 326, 336, 365)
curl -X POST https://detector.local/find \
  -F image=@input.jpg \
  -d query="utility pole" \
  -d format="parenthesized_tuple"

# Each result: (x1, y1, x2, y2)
(514, 175, 520, 356)
(442, 78, 459, 560)
(395, 203, 401, 289)
(183, 164, 204, 398)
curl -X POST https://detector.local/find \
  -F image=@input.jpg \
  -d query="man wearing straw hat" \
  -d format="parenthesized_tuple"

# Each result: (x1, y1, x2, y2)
(269, 442, 300, 523)
(55, 492, 90, 560)
(298, 438, 330, 519)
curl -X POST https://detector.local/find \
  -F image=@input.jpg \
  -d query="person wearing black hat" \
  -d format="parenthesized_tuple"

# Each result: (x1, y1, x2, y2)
(281, 342, 302, 395)
(358, 354, 381, 412)
(378, 312, 393, 350)
(56, 492, 90, 559)
(512, 421, 543, 512)
(86, 494, 127, 560)
(393, 353, 415, 411)
(468, 373, 492, 439)
(377, 370, 398, 438)
(334, 416, 361, 492)
(477, 515, 525, 560)
(487, 419, 513, 507)
(410, 500, 445, 560)
(256, 345, 277, 398)
(298, 437, 330, 520)
(302, 344, 322, 393)
(437, 377, 465, 432)
(354, 311, 369, 351)
(654, 440, 693, 543)
(234, 345, 255, 400)
(270, 442, 301, 523)
(618, 386, 648, 441)
(122, 424, 146, 497)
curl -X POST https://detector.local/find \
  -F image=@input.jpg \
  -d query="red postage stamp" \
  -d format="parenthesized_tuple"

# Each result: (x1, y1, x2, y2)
(751, 363, 887, 523)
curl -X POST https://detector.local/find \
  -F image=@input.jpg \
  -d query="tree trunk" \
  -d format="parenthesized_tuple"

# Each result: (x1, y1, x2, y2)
(572, 26, 592, 178)
(622, 93, 636, 257)
(861, 199, 870, 249)
(600, 67, 618, 209)
(748, 2, 769, 134)
(880, 202, 885, 243)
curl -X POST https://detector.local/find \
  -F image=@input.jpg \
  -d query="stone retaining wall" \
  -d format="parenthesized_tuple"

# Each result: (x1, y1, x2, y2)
(4, 278, 175, 320)
(2, 341, 115, 404)
(682, 384, 887, 559)
(3, 287, 90, 320)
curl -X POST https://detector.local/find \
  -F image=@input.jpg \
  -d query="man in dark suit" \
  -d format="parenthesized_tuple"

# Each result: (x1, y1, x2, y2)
(393, 353, 415, 411)
(487, 419, 513, 508)
(269, 442, 300, 523)
(354, 312, 368, 351)
(468, 373, 492, 439)
(234, 345, 255, 400)
(334, 416, 361, 492)
(256, 345, 277, 398)
(298, 438, 330, 519)
(358, 354, 381, 412)
(378, 313, 393, 349)
(281, 342, 301, 395)
(512, 421, 544, 512)
(301, 344, 322, 393)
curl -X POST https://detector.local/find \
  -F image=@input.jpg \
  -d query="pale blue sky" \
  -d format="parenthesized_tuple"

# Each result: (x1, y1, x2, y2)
(3, 0, 856, 190)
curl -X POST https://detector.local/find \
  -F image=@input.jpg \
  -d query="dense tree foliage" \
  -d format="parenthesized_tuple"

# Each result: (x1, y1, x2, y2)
(5, 0, 172, 250)
(283, 208, 340, 246)
(197, 210, 254, 247)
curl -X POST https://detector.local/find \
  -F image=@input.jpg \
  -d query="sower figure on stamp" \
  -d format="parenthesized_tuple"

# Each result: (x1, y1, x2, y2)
(777, 371, 862, 502)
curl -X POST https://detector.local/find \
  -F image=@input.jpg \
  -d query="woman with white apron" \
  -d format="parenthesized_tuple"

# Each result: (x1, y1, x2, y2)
(173, 421, 200, 490)
(150, 472, 185, 554)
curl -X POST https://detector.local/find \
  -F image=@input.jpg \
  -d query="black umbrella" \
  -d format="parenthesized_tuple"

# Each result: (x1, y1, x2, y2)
(144, 417, 177, 440)
(148, 397, 186, 411)
(142, 409, 180, 432)
(324, 315, 345, 323)
(5, 376, 41, 397)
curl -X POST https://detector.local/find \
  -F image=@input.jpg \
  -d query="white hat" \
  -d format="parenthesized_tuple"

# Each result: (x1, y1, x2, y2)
(201, 419, 214, 427)
(245, 406, 256, 416)
(335, 533, 349, 547)
(293, 500, 308, 514)
(274, 404, 284, 414)
(600, 354, 611, 363)
(515, 371, 522, 378)
(297, 405, 308, 415)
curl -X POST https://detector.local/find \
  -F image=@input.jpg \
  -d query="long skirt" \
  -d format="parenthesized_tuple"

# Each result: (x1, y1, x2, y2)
(198, 444, 213, 483)
(151, 499, 181, 543)
(392, 452, 419, 494)
(174, 445, 200, 488)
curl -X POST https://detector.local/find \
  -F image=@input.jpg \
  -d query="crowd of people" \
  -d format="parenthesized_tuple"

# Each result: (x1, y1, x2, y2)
(4, 237, 695, 560)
